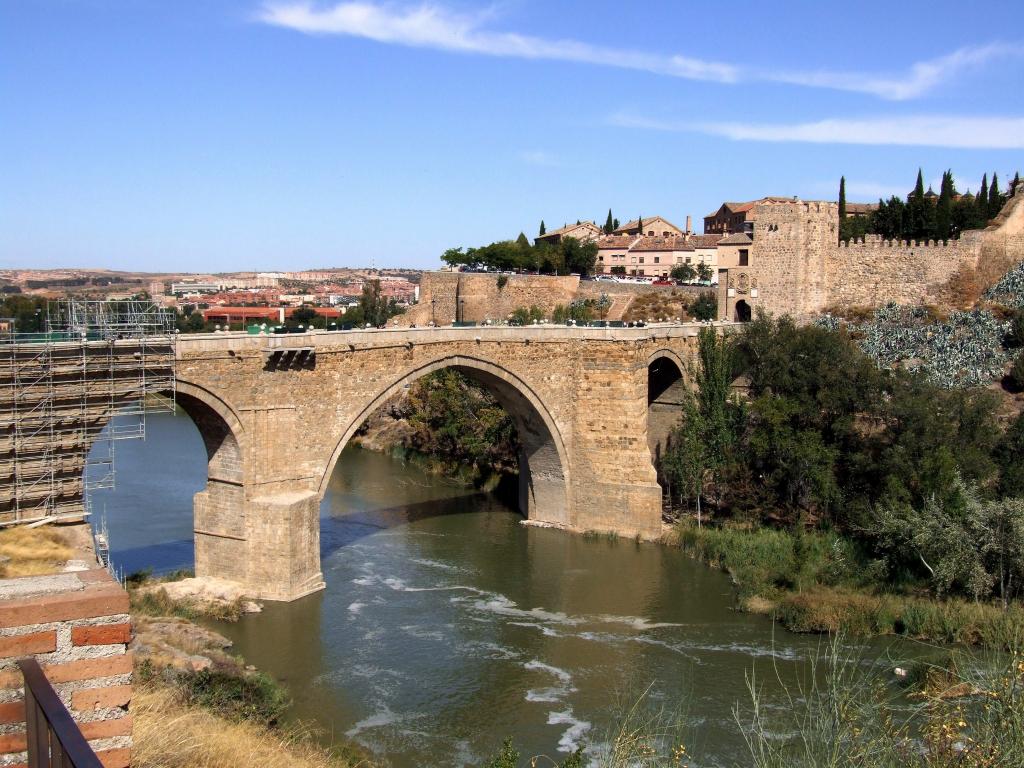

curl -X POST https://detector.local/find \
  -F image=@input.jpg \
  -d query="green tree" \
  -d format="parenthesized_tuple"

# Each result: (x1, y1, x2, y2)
(838, 176, 847, 222)
(1009, 350, 1024, 391)
(359, 279, 390, 327)
(696, 262, 713, 283)
(935, 169, 953, 241)
(995, 413, 1024, 498)
(559, 237, 598, 276)
(613, 217, 620, 230)
(978, 173, 989, 224)
(689, 291, 717, 321)
(604, 208, 614, 234)
(187, 312, 206, 332)
(515, 232, 530, 249)
(670, 264, 696, 282)
(538, 220, 546, 236)
(989, 171, 1003, 219)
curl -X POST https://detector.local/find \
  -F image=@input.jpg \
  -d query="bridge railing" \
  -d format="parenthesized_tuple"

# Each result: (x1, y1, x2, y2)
(17, 658, 104, 768)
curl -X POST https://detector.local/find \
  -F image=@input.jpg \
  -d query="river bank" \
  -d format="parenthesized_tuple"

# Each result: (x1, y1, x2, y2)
(127, 571, 375, 767)
(666, 520, 1024, 649)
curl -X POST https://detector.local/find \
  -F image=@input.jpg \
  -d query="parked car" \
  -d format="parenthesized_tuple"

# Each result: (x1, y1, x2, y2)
(652, 279, 673, 286)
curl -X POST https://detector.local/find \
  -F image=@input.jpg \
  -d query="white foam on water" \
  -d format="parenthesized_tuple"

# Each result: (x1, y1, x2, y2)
(400, 625, 447, 642)
(509, 621, 560, 637)
(347, 601, 366, 614)
(352, 577, 376, 586)
(524, 660, 573, 683)
(345, 707, 403, 737)
(547, 710, 591, 753)
(411, 558, 465, 572)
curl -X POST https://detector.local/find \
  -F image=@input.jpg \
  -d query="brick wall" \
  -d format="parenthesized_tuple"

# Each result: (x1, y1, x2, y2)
(0, 569, 132, 768)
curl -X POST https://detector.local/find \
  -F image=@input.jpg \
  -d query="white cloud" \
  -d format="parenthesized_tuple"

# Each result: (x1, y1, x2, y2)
(256, 1, 738, 83)
(518, 150, 562, 168)
(608, 113, 1024, 149)
(768, 43, 1020, 100)
(256, 2, 1019, 99)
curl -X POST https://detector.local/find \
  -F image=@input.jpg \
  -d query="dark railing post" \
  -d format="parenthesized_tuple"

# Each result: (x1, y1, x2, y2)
(17, 659, 104, 768)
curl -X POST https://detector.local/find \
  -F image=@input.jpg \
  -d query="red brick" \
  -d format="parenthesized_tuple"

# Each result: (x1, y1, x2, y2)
(0, 730, 26, 754)
(0, 631, 57, 658)
(72, 685, 132, 711)
(81, 714, 132, 740)
(72, 624, 131, 647)
(0, 586, 128, 630)
(0, 652, 133, 688)
(0, 699, 23, 725)
(97, 748, 131, 768)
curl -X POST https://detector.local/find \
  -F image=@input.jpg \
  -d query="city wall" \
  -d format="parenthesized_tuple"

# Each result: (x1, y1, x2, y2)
(404, 273, 702, 326)
(728, 188, 1024, 320)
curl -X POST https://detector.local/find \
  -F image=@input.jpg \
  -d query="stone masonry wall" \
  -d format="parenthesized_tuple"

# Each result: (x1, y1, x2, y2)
(824, 234, 981, 309)
(0, 568, 132, 768)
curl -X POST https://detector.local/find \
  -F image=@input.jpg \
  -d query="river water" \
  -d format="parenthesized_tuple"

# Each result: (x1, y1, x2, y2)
(90, 411, 914, 767)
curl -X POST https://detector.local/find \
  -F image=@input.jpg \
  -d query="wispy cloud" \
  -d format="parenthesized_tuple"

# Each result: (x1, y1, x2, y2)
(256, 1, 738, 82)
(608, 113, 1024, 149)
(255, 2, 1019, 100)
(770, 44, 1019, 100)
(518, 150, 562, 168)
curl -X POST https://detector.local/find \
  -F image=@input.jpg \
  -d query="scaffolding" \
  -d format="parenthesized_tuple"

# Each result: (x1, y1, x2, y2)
(0, 300, 176, 526)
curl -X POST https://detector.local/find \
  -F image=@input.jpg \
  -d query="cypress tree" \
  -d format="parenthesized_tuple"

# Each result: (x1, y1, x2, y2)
(604, 209, 614, 234)
(978, 174, 988, 216)
(637, 215, 643, 235)
(935, 170, 952, 242)
(914, 168, 925, 199)
(990, 172, 1002, 218)
(516, 232, 530, 248)
(838, 176, 847, 219)
(539, 220, 546, 236)
(1012, 172, 1020, 195)
(613, 218, 620, 230)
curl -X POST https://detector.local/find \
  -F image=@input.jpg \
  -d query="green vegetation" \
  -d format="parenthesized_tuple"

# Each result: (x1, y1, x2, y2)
(737, 633, 1024, 768)
(689, 291, 717, 321)
(378, 369, 518, 481)
(841, 168, 1018, 243)
(660, 315, 1024, 645)
(127, 569, 246, 622)
(442, 235, 598, 276)
(0, 294, 47, 333)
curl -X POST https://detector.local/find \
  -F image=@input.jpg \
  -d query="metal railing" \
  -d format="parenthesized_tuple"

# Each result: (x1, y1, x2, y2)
(17, 659, 103, 768)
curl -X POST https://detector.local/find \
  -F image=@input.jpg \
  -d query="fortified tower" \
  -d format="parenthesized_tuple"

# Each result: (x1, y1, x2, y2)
(750, 199, 838, 318)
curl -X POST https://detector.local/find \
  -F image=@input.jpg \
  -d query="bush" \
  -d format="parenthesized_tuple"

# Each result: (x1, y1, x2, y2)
(179, 669, 291, 726)
(689, 291, 717, 321)
(1010, 350, 1024, 390)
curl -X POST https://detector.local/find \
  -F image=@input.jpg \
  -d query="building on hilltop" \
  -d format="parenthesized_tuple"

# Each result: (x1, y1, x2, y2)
(534, 221, 602, 246)
(612, 216, 689, 237)
(596, 232, 720, 279)
(703, 197, 802, 235)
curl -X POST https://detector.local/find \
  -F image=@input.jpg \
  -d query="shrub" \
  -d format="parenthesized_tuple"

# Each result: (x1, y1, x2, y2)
(1010, 350, 1024, 390)
(689, 291, 717, 321)
(179, 669, 291, 726)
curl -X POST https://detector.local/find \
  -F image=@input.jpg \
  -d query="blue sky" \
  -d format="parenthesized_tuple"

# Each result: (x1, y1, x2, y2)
(2, 1, 1022, 272)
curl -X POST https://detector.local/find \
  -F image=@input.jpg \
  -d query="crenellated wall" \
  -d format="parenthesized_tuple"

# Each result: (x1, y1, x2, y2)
(824, 232, 982, 308)
(719, 189, 1024, 321)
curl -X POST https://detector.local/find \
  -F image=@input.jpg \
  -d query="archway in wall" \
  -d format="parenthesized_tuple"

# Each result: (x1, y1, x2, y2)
(647, 353, 687, 472)
(735, 300, 752, 322)
(319, 358, 571, 527)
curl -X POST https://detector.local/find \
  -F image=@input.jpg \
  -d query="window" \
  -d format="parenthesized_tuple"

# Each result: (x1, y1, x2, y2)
(653, 256, 660, 264)
(739, 249, 749, 266)
(639, 257, 645, 264)
(685, 257, 691, 264)
(663, 231, 670, 236)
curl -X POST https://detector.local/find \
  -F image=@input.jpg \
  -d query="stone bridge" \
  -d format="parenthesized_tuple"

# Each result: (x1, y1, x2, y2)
(173, 324, 707, 601)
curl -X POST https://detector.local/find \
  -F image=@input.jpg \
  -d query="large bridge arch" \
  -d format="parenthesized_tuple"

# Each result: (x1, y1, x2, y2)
(317, 355, 572, 526)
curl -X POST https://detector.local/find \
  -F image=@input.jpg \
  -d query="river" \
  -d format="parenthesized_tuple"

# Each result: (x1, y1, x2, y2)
(90, 410, 914, 767)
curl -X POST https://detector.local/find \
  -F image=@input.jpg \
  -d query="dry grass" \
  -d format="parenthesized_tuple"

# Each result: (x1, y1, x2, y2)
(0, 526, 73, 578)
(132, 679, 369, 768)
